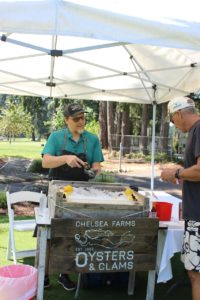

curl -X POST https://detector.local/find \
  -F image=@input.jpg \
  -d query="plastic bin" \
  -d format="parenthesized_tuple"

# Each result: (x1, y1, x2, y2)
(0, 264, 37, 300)
(156, 202, 173, 221)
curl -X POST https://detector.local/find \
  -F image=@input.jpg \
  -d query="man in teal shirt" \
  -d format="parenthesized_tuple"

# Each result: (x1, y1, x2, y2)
(42, 103, 104, 290)
(42, 103, 104, 181)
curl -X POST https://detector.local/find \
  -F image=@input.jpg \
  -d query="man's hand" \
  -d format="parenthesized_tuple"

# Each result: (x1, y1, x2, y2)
(65, 155, 85, 168)
(160, 168, 178, 184)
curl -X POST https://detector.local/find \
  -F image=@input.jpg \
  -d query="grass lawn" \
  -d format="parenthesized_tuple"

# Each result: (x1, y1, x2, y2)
(0, 216, 192, 300)
(0, 138, 45, 159)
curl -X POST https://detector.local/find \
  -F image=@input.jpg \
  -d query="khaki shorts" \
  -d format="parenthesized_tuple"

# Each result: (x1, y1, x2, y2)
(181, 220, 200, 272)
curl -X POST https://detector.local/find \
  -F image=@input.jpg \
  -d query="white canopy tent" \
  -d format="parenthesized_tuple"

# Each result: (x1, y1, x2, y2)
(0, 0, 200, 189)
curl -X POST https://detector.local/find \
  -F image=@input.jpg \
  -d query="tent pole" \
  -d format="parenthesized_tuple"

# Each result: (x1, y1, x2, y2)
(150, 102, 157, 190)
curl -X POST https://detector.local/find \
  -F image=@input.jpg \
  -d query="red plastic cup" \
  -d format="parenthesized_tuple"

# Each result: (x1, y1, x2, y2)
(156, 202, 173, 221)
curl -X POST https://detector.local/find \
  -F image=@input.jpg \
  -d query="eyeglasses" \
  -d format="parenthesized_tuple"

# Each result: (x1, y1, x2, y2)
(170, 113, 175, 123)
(170, 110, 180, 124)
(70, 115, 85, 123)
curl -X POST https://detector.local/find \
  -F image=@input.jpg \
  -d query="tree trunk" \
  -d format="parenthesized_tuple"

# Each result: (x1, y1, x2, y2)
(121, 104, 130, 156)
(159, 102, 169, 152)
(116, 109, 122, 150)
(139, 104, 149, 155)
(99, 101, 108, 149)
(107, 101, 115, 152)
(32, 129, 36, 141)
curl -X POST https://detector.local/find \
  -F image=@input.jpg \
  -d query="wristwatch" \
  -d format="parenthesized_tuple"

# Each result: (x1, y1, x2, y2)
(175, 168, 181, 180)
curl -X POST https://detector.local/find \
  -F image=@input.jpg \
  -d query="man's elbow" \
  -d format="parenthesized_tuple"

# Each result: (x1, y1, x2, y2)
(42, 156, 49, 168)
(42, 160, 47, 168)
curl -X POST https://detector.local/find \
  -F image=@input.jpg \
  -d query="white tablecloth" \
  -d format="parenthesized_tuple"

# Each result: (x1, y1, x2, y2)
(157, 221, 184, 283)
(139, 191, 184, 283)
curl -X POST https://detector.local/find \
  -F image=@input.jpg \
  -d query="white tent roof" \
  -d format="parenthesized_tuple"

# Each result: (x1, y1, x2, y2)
(0, 0, 200, 103)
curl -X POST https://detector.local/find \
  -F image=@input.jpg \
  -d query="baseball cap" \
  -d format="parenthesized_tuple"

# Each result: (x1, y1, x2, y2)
(64, 104, 87, 117)
(168, 96, 195, 115)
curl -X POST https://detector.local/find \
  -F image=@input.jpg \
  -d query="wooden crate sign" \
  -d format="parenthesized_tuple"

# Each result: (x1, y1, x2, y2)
(49, 217, 158, 274)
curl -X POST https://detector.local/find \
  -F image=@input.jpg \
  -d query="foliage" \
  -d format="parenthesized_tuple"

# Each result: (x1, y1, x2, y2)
(94, 171, 116, 183)
(125, 152, 146, 160)
(19, 96, 50, 140)
(85, 119, 100, 135)
(49, 102, 66, 130)
(122, 151, 171, 163)
(109, 151, 119, 158)
(27, 159, 48, 174)
(0, 190, 7, 209)
(129, 103, 142, 135)
(146, 151, 171, 163)
(171, 154, 184, 166)
(0, 98, 32, 142)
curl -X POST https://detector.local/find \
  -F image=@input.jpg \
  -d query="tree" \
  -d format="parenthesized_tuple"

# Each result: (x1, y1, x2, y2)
(158, 102, 169, 152)
(115, 105, 122, 148)
(121, 104, 131, 155)
(107, 101, 115, 152)
(99, 101, 108, 149)
(19, 96, 50, 141)
(0, 100, 32, 143)
(139, 104, 149, 154)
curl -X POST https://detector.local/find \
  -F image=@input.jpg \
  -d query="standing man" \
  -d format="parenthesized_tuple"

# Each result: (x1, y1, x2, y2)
(42, 103, 103, 181)
(161, 96, 200, 300)
(42, 103, 104, 291)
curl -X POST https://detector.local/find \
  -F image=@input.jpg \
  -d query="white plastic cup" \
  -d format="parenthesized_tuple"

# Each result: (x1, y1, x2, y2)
(39, 194, 47, 212)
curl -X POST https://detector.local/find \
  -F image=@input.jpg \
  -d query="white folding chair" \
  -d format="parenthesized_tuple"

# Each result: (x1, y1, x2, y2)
(6, 191, 47, 264)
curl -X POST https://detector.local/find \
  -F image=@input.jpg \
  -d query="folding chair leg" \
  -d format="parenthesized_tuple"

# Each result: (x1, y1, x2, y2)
(10, 227, 17, 264)
(6, 230, 12, 260)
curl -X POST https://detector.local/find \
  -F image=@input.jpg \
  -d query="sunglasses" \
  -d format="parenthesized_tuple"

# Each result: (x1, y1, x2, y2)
(70, 115, 85, 123)
(170, 113, 175, 123)
(170, 110, 180, 124)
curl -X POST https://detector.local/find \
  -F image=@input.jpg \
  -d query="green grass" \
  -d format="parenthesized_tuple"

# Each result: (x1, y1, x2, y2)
(0, 215, 37, 267)
(0, 216, 192, 300)
(0, 138, 45, 159)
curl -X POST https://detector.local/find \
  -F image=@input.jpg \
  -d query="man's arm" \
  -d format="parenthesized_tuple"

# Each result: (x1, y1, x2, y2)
(178, 156, 200, 181)
(161, 156, 200, 183)
(42, 154, 86, 169)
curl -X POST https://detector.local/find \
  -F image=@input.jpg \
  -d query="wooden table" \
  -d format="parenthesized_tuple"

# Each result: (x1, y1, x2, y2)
(35, 207, 159, 300)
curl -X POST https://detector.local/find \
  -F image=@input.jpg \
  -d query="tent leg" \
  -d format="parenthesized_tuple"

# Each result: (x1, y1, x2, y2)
(150, 102, 157, 191)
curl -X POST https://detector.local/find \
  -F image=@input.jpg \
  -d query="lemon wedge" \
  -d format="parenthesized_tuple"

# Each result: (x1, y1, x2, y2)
(63, 185, 73, 194)
(124, 188, 134, 200)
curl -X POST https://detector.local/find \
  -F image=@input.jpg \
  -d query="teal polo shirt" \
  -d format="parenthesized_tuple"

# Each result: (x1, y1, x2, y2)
(42, 128, 104, 166)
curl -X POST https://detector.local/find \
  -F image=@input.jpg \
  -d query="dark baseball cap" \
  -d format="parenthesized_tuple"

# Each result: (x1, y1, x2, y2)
(64, 104, 87, 117)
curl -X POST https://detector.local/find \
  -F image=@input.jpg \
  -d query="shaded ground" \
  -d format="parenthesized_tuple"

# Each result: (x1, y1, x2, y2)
(102, 158, 182, 198)
(0, 158, 48, 215)
(0, 158, 48, 192)
(0, 157, 182, 215)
